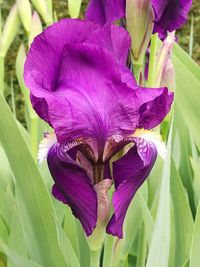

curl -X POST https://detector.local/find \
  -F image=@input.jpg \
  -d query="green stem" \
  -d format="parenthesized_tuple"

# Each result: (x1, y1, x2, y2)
(147, 33, 158, 87)
(133, 60, 143, 85)
(90, 250, 101, 267)
(103, 235, 116, 267)
(0, 56, 5, 93)
(31, 116, 38, 160)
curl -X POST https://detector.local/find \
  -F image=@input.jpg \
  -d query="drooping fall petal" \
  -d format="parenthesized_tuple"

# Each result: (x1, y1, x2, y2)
(107, 137, 157, 238)
(47, 144, 97, 236)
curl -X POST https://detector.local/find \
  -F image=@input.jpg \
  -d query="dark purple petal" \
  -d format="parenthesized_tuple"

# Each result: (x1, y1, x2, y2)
(86, 0, 126, 25)
(47, 144, 97, 236)
(152, 0, 192, 38)
(106, 137, 157, 238)
(135, 87, 174, 129)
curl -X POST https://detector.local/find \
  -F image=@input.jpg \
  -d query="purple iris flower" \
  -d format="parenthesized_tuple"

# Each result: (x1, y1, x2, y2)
(86, 0, 192, 38)
(24, 19, 173, 238)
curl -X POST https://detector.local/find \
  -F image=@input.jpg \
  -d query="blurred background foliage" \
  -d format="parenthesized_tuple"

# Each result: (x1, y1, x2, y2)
(1, 0, 199, 126)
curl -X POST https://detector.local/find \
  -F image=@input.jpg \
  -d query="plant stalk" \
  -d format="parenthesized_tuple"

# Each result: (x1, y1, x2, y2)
(133, 60, 143, 85)
(90, 250, 101, 267)
(0, 56, 5, 93)
(103, 235, 116, 267)
(31, 116, 38, 160)
(147, 33, 158, 87)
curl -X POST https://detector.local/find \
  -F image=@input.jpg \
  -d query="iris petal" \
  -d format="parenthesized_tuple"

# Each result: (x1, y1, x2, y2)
(47, 144, 97, 236)
(135, 87, 174, 129)
(24, 19, 138, 154)
(86, 23, 131, 66)
(106, 137, 157, 238)
(86, 0, 191, 39)
(30, 43, 139, 156)
(152, 0, 192, 39)
(86, 0, 126, 25)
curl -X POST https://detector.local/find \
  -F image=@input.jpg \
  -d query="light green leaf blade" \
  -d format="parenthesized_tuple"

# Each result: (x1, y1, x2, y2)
(68, 0, 82, 18)
(0, 94, 66, 267)
(136, 225, 147, 267)
(7, 210, 28, 267)
(16, 44, 36, 119)
(190, 157, 200, 207)
(170, 159, 193, 267)
(63, 206, 80, 260)
(173, 45, 200, 151)
(190, 200, 200, 267)
(58, 226, 80, 267)
(0, 239, 43, 267)
(145, 122, 172, 267)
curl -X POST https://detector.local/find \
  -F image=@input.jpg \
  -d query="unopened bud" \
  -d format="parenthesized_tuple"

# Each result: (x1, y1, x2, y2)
(160, 57, 175, 90)
(46, 0, 53, 16)
(16, 44, 36, 118)
(28, 11, 42, 47)
(31, 0, 53, 25)
(68, 0, 82, 18)
(0, 4, 20, 57)
(87, 179, 112, 251)
(126, 0, 154, 61)
(17, 0, 32, 33)
(155, 31, 175, 87)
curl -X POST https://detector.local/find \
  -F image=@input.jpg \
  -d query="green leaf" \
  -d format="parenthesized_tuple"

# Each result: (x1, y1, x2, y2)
(121, 191, 142, 258)
(0, 145, 13, 189)
(173, 44, 200, 81)
(7, 210, 28, 267)
(58, 226, 80, 267)
(15, 44, 36, 119)
(173, 45, 200, 151)
(138, 192, 154, 247)
(145, 122, 172, 267)
(103, 235, 116, 267)
(76, 221, 90, 267)
(136, 224, 147, 267)
(173, 107, 195, 216)
(0, 239, 43, 267)
(190, 157, 200, 207)
(0, 94, 66, 267)
(190, 199, 200, 267)
(63, 207, 80, 260)
(68, 0, 82, 18)
(170, 159, 193, 267)
(0, 216, 9, 244)
(0, 184, 15, 228)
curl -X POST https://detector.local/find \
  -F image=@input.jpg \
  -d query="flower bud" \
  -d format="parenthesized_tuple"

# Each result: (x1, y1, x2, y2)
(126, 0, 154, 61)
(46, 0, 53, 16)
(160, 57, 175, 90)
(68, 0, 82, 18)
(16, 44, 36, 119)
(155, 31, 175, 87)
(28, 11, 43, 47)
(0, 4, 20, 57)
(87, 179, 112, 251)
(31, 0, 53, 25)
(17, 0, 32, 33)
